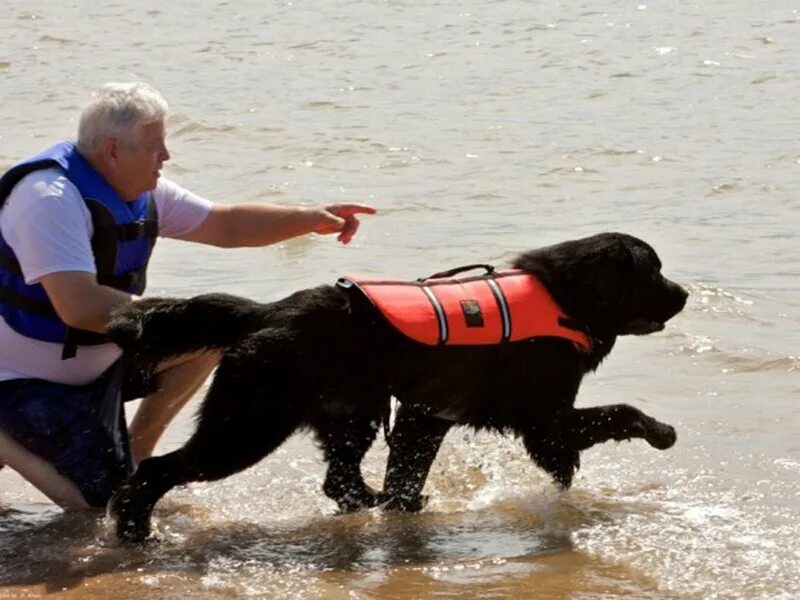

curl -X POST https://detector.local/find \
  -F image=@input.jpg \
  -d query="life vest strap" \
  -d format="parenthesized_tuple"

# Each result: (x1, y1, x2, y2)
(86, 194, 157, 297)
(0, 159, 60, 207)
(0, 251, 22, 276)
(0, 286, 59, 318)
(62, 327, 109, 359)
(97, 269, 145, 290)
(111, 219, 159, 242)
(0, 286, 108, 359)
(422, 263, 495, 281)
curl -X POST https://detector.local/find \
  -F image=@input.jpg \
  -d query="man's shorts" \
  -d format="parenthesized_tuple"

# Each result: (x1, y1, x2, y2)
(0, 362, 153, 507)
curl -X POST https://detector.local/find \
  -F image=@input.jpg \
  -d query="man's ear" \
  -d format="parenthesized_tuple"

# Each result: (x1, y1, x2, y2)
(96, 137, 119, 167)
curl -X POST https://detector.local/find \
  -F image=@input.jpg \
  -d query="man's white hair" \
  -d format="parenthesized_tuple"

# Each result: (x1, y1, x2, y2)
(77, 82, 168, 154)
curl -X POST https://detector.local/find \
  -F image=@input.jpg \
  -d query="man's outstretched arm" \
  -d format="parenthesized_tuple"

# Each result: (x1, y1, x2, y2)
(175, 203, 377, 248)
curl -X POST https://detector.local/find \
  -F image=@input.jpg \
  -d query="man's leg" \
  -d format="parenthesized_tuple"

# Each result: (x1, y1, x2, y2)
(0, 351, 219, 509)
(0, 429, 89, 509)
(128, 350, 221, 464)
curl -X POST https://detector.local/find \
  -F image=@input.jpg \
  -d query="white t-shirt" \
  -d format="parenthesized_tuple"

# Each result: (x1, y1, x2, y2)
(0, 167, 213, 385)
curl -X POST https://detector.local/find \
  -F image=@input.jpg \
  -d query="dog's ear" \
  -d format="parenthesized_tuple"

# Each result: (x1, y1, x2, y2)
(585, 236, 632, 309)
(621, 236, 660, 277)
(628, 244, 649, 270)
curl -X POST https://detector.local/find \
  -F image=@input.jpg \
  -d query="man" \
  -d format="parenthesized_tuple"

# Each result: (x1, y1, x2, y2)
(0, 82, 376, 510)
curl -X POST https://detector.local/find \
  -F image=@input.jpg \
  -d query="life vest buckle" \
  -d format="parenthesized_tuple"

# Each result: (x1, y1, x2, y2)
(117, 220, 157, 242)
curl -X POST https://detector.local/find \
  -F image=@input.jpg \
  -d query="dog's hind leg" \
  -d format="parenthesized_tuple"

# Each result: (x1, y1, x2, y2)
(380, 405, 452, 512)
(312, 413, 382, 513)
(110, 352, 301, 543)
(109, 449, 191, 544)
(110, 410, 298, 544)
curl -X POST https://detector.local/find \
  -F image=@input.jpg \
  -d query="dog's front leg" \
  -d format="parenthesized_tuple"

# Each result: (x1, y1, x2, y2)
(522, 404, 675, 490)
(380, 405, 452, 512)
(562, 404, 677, 451)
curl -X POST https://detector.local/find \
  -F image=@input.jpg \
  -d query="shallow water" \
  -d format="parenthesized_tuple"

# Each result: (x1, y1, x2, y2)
(1, 1, 798, 598)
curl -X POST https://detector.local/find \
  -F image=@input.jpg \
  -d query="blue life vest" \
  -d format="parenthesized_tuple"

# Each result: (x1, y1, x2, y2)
(0, 141, 158, 358)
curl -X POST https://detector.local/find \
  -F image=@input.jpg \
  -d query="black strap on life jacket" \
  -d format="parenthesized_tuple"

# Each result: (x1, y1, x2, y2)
(85, 196, 158, 293)
(0, 251, 23, 277)
(60, 196, 159, 359)
(0, 285, 60, 319)
(0, 159, 60, 208)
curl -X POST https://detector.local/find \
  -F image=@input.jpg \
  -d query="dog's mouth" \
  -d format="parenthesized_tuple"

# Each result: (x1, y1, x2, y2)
(620, 319, 665, 335)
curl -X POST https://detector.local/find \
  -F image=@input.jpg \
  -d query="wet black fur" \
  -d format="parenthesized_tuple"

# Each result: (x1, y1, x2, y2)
(107, 232, 688, 543)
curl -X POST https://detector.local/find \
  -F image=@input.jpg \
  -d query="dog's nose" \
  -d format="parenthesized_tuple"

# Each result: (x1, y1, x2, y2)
(672, 284, 689, 313)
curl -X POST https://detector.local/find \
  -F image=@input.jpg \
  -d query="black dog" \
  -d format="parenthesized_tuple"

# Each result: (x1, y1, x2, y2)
(108, 232, 687, 543)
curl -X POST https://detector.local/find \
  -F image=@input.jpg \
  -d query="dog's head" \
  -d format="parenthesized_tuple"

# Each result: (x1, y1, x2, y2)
(513, 232, 688, 338)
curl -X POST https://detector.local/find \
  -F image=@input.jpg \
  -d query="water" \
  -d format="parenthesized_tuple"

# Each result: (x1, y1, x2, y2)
(1, 1, 798, 598)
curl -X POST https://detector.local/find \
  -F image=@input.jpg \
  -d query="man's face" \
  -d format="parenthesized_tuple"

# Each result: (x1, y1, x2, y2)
(113, 120, 170, 200)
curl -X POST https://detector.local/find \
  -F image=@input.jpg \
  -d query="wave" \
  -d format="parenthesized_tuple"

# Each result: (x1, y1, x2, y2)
(670, 332, 798, 372)
(38, 34, 78, 45)
(167, 114, 237, 137)
(682, 282, 758, 320)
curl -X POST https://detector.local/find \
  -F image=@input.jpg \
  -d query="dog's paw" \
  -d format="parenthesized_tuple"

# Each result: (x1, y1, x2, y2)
(377, 492, 429, 513)
(116, 519, 155, 545)
(334, 484, 382, 514)
(641, 417, 677, 450)
(550, 456, 579, 490)
(108, 486, 153, 545)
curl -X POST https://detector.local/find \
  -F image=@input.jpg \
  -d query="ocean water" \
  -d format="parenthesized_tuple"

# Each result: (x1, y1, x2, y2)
(1, 1, 798, 598)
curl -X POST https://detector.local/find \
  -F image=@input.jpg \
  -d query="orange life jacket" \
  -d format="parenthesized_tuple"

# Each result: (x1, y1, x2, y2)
(338, 265, 591, 350)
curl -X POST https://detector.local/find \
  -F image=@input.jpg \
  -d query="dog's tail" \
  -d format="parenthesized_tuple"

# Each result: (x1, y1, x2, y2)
(108, 293, 270, 362)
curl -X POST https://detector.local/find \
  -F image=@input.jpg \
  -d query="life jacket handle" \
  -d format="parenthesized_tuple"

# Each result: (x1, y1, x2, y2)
(421, 263, 496, 281)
